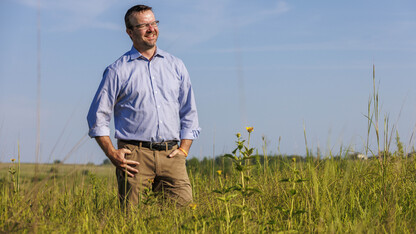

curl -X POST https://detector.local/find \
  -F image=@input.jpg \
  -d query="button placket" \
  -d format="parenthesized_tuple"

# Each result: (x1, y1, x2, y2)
(149, 62, 163, 141)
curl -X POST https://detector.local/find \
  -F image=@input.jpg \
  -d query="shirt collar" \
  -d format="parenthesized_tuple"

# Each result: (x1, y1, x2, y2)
(129, 46, 165, 61)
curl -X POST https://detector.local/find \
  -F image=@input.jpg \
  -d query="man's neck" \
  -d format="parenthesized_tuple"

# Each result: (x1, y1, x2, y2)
(135, 46, 156, 60)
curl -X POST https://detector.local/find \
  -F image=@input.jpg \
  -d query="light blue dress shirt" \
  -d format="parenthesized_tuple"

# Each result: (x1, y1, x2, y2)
(87, 46, 201, 142)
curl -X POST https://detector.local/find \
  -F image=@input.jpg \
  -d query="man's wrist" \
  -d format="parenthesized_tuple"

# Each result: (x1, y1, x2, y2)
(179, 139, 192, 150)
(106, 148, 117, 158)
(178, 147, 188, 157)
(95, 136, 117, 158)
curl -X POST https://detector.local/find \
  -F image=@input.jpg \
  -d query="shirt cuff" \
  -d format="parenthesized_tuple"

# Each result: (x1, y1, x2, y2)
(180, 127, 201, 140)
(88, 127, 111, 138)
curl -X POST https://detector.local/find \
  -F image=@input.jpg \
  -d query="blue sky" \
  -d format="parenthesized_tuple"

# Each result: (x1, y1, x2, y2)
(1, 0, 415, 164)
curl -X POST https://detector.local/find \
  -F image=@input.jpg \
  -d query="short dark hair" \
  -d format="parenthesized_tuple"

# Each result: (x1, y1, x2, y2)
(125, 5, 153, 29)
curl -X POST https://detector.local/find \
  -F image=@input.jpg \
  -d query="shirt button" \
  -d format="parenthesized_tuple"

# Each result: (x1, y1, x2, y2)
(155, 91, 158, 94)
(157, 105, 160, 108)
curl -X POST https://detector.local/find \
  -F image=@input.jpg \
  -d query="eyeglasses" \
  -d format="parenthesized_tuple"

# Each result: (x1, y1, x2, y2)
(132, 20, 159, 30)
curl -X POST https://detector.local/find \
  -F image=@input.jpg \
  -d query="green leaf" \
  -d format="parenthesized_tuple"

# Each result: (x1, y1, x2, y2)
(238, 144, 244, 150)
(236, 164, 253, 172)
(212, 189, 224, 194)
(247, 147, 254, 155)
(245, 187, 262, 194)
(224, 154, 238, 161)
(232, 204, 245, 209)
(216, 197, 226, 202)
(216, 192, 237, 202)
(242, 155, 257, 161)
(224, 186, 237, 193)
(224, 194, 238, 202)
(289, 189, 297, 195)
(230, 184, 242, 191)
(235, 164, 244, 171)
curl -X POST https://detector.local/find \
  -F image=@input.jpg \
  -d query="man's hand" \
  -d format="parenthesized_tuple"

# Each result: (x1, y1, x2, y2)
(108, 148, 139, 177)
(168, 148, 186, 158)
(168, 139, 193, 158)
(95, 136, 139, 177)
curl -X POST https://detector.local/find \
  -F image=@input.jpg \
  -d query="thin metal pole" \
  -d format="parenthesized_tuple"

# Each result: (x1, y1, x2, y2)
(35, 0, 41, 175)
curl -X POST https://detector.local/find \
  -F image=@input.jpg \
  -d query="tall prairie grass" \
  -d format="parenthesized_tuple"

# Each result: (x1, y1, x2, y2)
(2, 65, 415, 232)
(1, 148, 416, 232)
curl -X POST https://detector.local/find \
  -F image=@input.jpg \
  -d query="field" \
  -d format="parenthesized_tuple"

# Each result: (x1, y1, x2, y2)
(2, 72, 416, 233)
(1, 145, 416, 233)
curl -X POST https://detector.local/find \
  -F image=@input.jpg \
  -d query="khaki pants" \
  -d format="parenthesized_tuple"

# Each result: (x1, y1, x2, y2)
(116, 140, 192, 208)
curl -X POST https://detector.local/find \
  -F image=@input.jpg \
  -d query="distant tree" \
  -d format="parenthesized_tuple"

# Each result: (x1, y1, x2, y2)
(186, 157, 200, 173)
(86, 162, 95, 166)
(102, 158, 111, 165)
(53, 159, 62, 164)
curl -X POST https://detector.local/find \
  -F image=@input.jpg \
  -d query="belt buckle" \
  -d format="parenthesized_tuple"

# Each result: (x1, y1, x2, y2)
(149, 142, 153, 150)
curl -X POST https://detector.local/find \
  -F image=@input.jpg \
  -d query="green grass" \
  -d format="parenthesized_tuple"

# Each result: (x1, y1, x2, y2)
(0, 162, 114, 179)
(2, 65, 414, 232)
(1, 154, 416, 233)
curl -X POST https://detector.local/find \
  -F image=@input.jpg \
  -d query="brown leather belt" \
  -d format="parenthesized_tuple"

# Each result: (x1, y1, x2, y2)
(120, 140, 178, 151)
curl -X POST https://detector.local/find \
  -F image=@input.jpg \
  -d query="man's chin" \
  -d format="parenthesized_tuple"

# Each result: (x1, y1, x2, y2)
(144, 42, 157, 49)
(134, 41, 157, 51)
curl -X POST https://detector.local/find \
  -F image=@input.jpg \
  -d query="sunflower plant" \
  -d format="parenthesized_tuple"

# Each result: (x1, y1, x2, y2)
(213, 127, 261, 232)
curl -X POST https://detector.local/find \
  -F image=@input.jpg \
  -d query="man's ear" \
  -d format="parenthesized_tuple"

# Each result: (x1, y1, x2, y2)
(126, 28, 133, 40)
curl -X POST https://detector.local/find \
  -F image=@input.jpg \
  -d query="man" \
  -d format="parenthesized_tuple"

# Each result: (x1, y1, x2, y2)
(87, 4, 200, 207)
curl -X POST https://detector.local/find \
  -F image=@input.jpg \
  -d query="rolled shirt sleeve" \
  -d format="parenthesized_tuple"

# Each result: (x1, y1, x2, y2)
(178, 62, 201, 140)
(87, 67, 119, 138)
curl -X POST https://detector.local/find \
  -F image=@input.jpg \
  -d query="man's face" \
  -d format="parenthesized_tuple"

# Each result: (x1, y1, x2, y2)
(126, 10, 159, 51)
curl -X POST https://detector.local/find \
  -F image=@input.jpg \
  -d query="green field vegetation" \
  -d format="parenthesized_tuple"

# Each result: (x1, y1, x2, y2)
(2, 135, 416, 233)
(2, 67, 415, 232)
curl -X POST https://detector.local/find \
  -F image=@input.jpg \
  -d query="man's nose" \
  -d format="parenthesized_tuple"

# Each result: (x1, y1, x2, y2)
(147, 24, 156, 32)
